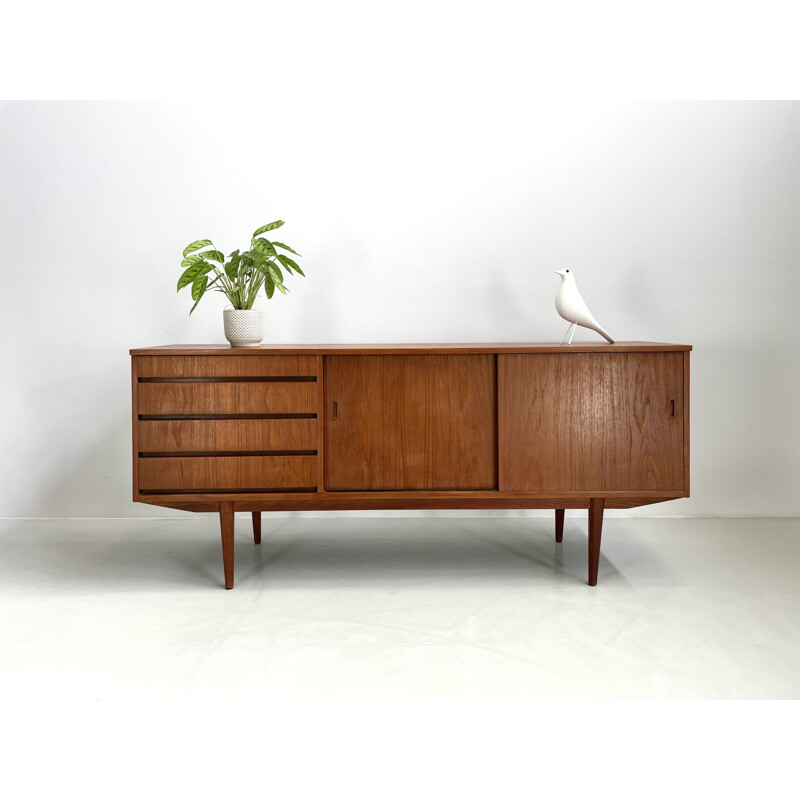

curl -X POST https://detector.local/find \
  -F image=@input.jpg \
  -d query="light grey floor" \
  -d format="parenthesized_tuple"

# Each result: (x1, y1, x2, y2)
(1, 515, 798, 701)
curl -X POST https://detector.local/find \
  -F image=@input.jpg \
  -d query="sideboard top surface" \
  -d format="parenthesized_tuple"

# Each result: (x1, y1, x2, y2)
(131, 341, 692, 356)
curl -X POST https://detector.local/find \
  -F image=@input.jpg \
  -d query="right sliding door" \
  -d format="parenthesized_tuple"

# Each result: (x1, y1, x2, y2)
(499, 353, 684, 492)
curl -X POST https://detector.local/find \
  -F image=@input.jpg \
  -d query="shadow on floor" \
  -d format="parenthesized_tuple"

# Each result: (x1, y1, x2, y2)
(0, 516, 639, 592)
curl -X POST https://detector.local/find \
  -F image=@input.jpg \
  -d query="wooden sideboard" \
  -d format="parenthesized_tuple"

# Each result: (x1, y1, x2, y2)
(130, 342, 691, 588)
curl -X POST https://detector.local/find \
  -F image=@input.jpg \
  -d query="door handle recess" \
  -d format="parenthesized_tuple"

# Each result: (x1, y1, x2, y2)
(332, 401, 338, 419)
(670, 399, 675, 417)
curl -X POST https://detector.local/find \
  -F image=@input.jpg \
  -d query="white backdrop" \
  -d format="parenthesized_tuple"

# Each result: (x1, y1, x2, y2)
(1, 100, 798, 517)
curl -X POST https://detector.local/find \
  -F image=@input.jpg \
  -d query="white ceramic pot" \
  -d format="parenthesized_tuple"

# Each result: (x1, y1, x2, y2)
(223, 308, 265, 348)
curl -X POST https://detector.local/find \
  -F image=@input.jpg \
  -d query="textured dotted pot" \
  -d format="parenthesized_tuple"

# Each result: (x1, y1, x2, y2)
(223, 308, 265, 348)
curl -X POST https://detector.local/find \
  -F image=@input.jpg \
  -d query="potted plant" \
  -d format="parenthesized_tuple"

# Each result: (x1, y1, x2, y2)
(177, 219, 305, 347)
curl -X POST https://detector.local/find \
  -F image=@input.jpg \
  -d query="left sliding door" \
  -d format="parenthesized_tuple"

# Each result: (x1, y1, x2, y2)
(324, 354, 497, 491)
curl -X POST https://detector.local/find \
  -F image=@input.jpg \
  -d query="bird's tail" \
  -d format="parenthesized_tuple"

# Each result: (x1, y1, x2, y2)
(597, 325, 615, 344)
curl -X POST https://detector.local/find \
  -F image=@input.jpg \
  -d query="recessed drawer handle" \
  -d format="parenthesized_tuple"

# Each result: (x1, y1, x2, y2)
(670, 399, 675, 417)
(332, 401, 338, 420)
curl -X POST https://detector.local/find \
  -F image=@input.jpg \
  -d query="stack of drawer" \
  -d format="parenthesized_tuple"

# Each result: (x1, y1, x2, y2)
(135, 355, 318, 493)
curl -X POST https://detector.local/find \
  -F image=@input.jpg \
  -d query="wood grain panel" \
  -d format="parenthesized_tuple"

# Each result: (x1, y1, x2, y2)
(499, 353, 683, 492)
(324, 354, 496, 490)
(138, 419, 317, 453)
(603, 352, 684, 491)
(138, 382, 317, 415)
(137, 355, 316, 377)
(132, 356, 139, 499)
(683, 350, 691, 496)
(139, 455, 317, 491)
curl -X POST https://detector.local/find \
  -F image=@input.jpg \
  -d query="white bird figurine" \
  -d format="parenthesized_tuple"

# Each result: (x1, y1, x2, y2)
(554, 269, 615, 344)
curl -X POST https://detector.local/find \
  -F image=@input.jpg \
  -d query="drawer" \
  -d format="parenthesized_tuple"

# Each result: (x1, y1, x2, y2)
(138, 355, 317, 377)
(138, 382, 317, 416)
(138, 419, 317, 453)
(139, 455, 317, 491)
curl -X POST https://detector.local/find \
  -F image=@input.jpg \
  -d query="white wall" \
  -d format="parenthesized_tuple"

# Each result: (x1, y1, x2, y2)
(1, 100, 798, 517)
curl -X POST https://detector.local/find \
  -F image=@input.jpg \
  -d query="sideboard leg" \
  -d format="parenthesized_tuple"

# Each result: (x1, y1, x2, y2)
(219, 501, 235, 589)
(252, 511, 262, 545)
(555, 509, 565, 542)
(588, 498, 605, 586)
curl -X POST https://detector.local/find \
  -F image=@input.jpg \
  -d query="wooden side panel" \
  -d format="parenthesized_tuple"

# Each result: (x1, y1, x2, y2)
(500, 353, 684, 492)
(139, 455, 317, 491)
(683, 350, 691, 496)
(137, 355, 317, 377)
(132, 356, 139, 499)
(325, 355, 496, 490)
(138, 419, 317, 452)
(138, 382, 317, 415)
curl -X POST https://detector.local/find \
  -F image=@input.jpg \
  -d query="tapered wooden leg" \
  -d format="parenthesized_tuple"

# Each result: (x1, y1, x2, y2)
(219, 501, 235, 590)
(252, 511, 261, 545)
(588, 498, 605, 586)
(555, 509, 565, 543)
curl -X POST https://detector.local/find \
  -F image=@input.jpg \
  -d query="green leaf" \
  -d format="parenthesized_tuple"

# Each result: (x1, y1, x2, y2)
(275, 255, 293, 274)
(269, 264, 284, 285)
(201, 249, 225, 264)
(253, 262, 271, 281)
(182, 239, 213, 258)
(252, 220, 284, 237)
(252, 238, 278, 258)
(241, 257, 258, 278)
(191, 273, 208, 301)
(272, 241, 301, 256)
(277, 253, 305, 277)
(225, 252, 241, 280)
(181, 254, 206, 268)
(177, 260, 213, 291)
(191, 271, 221, 313)
(264, 276, 275, 299)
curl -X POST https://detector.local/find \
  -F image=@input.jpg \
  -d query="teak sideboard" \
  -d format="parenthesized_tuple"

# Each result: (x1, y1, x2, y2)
(130, 342, 691, 588)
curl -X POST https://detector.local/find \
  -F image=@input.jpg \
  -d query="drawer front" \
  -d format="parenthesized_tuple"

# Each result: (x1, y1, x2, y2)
(138, 382, 317, 416)
(138, 419, 317, 453)
(138, 355, 316, 377)
(139, 455, 317, 492)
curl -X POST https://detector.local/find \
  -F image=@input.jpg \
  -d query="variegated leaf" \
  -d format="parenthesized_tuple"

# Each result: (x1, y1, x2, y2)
(252, 238, 278, 258)
(272, 241, 301, 256)
(201, 249, 225, 264)
(177, 260, 213, 291)
(277, 254, 305, 277)
(225, 253, 241, 280)
(252, 220, 284, 237)
(182, 239, 213, 258)
(269, 264, 284, 285)
(191, 273, 208, 301)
